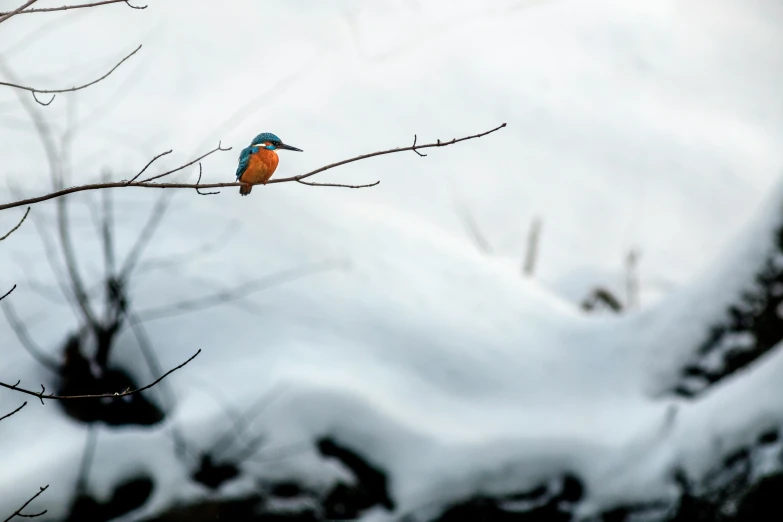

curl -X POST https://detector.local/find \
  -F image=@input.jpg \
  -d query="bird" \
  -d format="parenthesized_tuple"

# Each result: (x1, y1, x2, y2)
(235, 132, 303, 196)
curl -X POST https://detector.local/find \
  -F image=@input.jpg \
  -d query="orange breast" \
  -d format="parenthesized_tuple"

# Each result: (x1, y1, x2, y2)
(240, 148, 279, 185)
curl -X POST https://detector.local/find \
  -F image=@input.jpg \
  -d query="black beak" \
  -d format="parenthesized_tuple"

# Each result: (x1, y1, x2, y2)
(277, 143, 303, 152)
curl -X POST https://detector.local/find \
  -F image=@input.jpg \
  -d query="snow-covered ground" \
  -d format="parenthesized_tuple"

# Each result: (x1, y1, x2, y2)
(1, 0, 783, 520)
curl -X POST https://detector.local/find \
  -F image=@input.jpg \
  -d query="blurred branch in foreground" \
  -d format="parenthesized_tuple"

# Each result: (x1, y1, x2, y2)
(0, 123, 508, 212)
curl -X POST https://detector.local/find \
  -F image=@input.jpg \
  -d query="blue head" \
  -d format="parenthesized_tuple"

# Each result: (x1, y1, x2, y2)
(250, 132, 303, 152)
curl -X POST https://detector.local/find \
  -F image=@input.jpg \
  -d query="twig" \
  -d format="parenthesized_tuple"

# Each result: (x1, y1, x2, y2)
(296, 179, 379, 188)
(0, 45, 142, 106)
(0, 207, 30, 241)
(0, 350, 200, 404)
(0, 0, 146, 16)
(3, 485, 48, 522)
(275, 122, 506, 185)
(0, 402, 26, 423)
(0, 285, 16, 302)
(195, 163, 220, 195)
(126, 149, 173, 184)
(0, 0, 37, 24)
(412, 134, 426, 157)
(0, 123, 507, 211)
(139, 141, 231, 183)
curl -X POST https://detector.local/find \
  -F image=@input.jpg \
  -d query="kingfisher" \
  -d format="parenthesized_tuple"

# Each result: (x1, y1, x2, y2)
(235, 132, 303, 195)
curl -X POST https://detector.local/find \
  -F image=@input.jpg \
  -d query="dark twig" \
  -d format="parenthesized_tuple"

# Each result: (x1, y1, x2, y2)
(296, 179, 380, 188)
(195, 163, 220, 195)
(0, 350, 200, 404)
(412, 134, 426, 157)
(0, 123, 507, 211)
(0, 207, 31, 241)
(3, 485, 48, 522)
(139, 141, 231, 183)
(0, 0, 146, 16)
(126, 149, 173, 184)
(0, 0, 37, 24)
(0, 285, 15, 302)
(30, 92, 54, 106)
(0, 402, 26, 423)
(0, 45, 142, 106)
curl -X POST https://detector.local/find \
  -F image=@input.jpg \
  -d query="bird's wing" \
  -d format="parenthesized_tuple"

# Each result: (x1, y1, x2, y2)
(235, 146, 254, 180)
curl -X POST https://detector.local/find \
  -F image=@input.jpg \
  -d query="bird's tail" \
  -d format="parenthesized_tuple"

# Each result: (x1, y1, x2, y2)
(239, 183, 252, 196)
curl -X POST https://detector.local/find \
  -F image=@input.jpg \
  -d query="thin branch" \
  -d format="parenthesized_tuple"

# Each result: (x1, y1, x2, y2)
(138, 141, 231, 183)
(0, 285, 16, 302)
(0, 45, 142, 106)
(1, 300, 61, 373)
(0, 350, 200, 404)
(0, 207, 30, 241)
(0, 0, 38, 24)
(0, 123, 507, 211)
(195, 163, 220, 195)
(0, 402, 26, 423)
(0, 0, 145, 16)
(296, 179, 379, 188)
(126, 149, 173, 184)
(3, 485, 48, 522)
(412, 134, 426, 157)
(276, 122, 506, 185)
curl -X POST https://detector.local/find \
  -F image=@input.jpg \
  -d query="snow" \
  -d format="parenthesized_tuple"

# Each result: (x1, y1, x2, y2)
(1, 0, 783, 520)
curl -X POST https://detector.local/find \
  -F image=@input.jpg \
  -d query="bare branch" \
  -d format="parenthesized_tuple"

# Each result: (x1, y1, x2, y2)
(0, 350, 200, 404)
(0, 1, 38, 24)
(0, 45, 142, 105)
(0, 402, 26, 423)
(412, 134, 426, 157)
(3, 485, 48, 522)
(0, 285, 16, 303)
(138, 141, 231, 183)
(0, 0, 146, 17)
(296, 179, 380, 188)
(0, 123, 507, 211)
(0, 207, 30, 241)
(126, 149, 173, 184)
(195, 163, 220, 195)
(276, 122, 507, 185)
